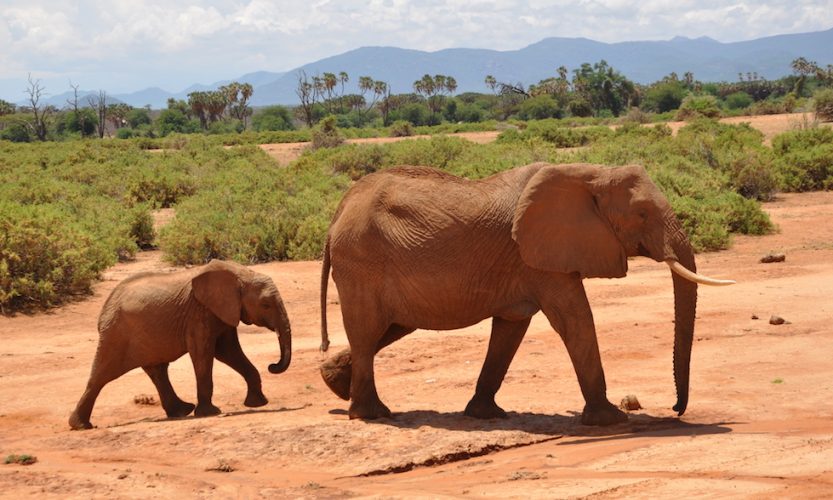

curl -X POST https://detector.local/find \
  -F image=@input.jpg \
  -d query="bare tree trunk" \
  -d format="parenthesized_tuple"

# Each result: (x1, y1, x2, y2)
(26, 74, 50, 141)
(87, 91, 107, 138)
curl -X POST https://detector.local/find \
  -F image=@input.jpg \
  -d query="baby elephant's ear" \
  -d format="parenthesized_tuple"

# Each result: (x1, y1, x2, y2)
(192, 265, 241, 327)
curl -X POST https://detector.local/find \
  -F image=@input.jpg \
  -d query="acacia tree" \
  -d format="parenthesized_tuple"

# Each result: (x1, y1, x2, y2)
(295, 70, 319, 127)
(25, 74, 52, 141)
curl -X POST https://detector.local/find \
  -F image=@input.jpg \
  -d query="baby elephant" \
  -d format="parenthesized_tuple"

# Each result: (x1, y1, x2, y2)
(69, 259, 292, 430)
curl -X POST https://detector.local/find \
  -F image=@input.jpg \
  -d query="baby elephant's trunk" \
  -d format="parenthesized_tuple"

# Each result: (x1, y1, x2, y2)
(268, 299, 292, 374)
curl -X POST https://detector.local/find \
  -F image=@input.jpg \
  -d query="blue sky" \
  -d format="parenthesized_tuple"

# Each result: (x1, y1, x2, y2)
(1, 0, 832, 102)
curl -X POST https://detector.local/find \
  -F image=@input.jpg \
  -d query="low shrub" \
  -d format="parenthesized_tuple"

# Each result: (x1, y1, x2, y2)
(388, 120, 414, 137)
(0, 201, 118, 312)
(814, 88, 833, 122)
(310, 116, 344, 150)
(496, 119, 613, 148)
(676, 95, 722, 121)
(329, 144, 388, 180)
(772, 127, 833, 191)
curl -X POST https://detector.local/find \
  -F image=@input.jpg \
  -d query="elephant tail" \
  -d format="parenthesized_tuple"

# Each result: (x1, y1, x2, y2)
(319, 237, 331, 352)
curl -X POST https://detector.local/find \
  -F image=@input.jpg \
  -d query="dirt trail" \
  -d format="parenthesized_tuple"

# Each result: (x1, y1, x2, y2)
(2, 179, 833, 496)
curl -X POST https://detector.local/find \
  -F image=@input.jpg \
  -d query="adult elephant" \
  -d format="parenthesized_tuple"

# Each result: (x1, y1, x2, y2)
(319, 163, 733, 425)
(69, 259, 292, 430)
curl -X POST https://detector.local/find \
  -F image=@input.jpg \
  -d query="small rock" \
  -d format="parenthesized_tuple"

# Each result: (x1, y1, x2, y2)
(620, 394, 642, 411)
(760, 252, 786, 264)
(769, 315, 790, 325)
(751, 314, 759, 320)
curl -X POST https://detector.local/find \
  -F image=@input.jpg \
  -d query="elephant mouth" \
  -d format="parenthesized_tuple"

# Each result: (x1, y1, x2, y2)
(666, 260, 735, 286)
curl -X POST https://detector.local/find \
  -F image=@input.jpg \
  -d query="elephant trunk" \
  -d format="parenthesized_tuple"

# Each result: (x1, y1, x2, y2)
(268, 298, 292, 374)
(666, 226, 698, 416)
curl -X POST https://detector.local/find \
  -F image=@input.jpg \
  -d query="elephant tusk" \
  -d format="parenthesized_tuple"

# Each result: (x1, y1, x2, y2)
(666, 260, 736, 286)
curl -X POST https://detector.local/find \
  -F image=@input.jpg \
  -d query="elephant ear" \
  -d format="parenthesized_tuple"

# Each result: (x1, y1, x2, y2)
(511, 164, 627, 278)
(192, 261, 242, 327)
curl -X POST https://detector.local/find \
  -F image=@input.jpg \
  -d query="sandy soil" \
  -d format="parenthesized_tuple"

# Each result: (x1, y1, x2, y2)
(2, 113, 833, 497)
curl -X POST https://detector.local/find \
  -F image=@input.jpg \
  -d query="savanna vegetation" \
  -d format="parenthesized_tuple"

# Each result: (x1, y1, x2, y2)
(2, 57, 833, 313)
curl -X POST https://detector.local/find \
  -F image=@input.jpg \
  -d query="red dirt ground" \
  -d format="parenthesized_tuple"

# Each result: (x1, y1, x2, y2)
(2, 114, 833, 497)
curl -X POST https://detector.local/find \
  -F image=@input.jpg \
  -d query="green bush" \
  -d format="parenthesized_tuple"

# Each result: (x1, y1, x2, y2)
(310, 116, 344, 150)
(329, 144, 387, 180)
(389, 120, 414, 137)
(676, 95, 722, 121)
(643, 81, 687, 113)
(724, 91, 754, 110)
(814, 88, 833, 122)
(574, 121, 774, 251)
(158, 159, 348, 264)
(252, 106, 295, 132)
(0, 201, 117, 312)
(773, 127, 833, 191)
(518, 95, 563, 120)
(497, 119, 613, 148)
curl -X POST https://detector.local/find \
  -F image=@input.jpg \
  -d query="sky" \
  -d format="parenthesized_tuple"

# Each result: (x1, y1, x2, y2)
(2, 0, 832, 102)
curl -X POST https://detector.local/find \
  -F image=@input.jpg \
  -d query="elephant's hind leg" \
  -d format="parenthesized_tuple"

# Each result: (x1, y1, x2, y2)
(345, 320, 414, 420)
(143, 364, 195, 418)
(215, 332, 267, 408)
(465, 316, 531, 419)
(69, 384, 104, 430)
(69, 354, 128, 430)
(320, 324, 414, 403)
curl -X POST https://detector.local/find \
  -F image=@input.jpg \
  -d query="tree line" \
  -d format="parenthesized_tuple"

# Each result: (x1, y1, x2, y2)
(2, 57, 832, 142)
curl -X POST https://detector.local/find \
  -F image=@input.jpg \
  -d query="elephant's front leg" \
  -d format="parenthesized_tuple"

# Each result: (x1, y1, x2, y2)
(465, 316, 531, 419)
(188, 331, 221, 417)
(543, 279, 627, 426)
(215, 331, 267, 408)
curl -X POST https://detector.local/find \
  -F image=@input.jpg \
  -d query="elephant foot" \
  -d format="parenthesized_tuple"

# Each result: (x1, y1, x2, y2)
(464, 396, 508, 419)
(348, 398, 392, 420)
(320, 349, 352, 401)
(244, 391, 268, 408)
(164, 400, 196, 418)
(194, 403, 222, 418)
(581, 401, 628, 426)
(68, 412, 93, 430)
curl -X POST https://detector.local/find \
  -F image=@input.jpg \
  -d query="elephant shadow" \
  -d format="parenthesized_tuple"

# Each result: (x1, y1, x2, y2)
(346, 408, 735, 440)
(106, 404, 309, 429)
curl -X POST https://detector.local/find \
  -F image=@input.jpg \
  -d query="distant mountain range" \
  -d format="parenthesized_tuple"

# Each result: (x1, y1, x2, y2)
(27, 28, 833, 109)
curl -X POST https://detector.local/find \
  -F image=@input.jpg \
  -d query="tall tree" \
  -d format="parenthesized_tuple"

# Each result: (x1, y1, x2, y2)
(25, 74, 51, 141)
(66, 81, 87, 137)
(295, 70, 319, 127)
